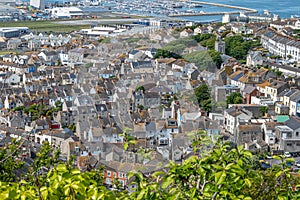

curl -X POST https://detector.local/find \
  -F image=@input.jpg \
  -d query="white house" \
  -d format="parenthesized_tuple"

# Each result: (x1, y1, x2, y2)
(5, 74, 20, 85)
(246, 51, 263, 67)
(261, 28, 300, 62)
(224, 106, 252, 134)
(46, 7, 84, 19)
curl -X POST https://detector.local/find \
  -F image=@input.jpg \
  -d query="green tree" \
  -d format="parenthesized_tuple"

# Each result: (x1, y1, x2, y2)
(11, 106, 24, 112)
(225, 35, 261, 60)
(194, 84, 214, 112)
(194, 84, 210, 104)
(260, 106, 268, 116)
(201, 98, 213, 113)
(68, 124, 76, 132)
(0, 134, 300, 199)
(276, 70, 282, 77)
(27, 142, 60, 198)
(230, 45, 247, 60)
(184, 50, 218, 71)
(208, 50, 222, 68)
(163, 44, 186, 55)
(119, 128, 136, 151)
(205, 37, 216, 49)
(0, 139, 24, 182)
(154, 49, 182, 59)
(135, 86, 145, 92)
(226, 92, 243, 106)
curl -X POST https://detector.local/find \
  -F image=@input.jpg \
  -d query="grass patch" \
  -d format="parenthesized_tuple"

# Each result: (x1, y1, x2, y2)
(0, 20, 90, 33)
(0, 50, 22, 55)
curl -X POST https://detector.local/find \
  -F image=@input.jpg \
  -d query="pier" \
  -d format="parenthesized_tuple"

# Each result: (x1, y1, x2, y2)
(169, 1, 257, 17)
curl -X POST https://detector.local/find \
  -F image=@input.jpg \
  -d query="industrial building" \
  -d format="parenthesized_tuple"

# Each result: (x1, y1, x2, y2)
(0, 27, 29, 38)
(30, 0, 45, 10)
(0, 0, 16, 5)
(45, 7, 84, 19)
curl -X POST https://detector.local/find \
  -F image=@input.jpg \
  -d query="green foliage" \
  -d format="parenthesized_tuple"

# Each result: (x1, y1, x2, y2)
(23, 102, 62, 120)
(85, 62, 93, 69)
(163, 37, 198, 55)
(230, 45, 247, 60)
(208, 50, 222, 68)
(205, 37, 216, 49)
(154, 49, 182, 59)
(128, 136, 300, 200)
(194, 84, 213, 112)
(260, 106, 268, 116)
(276, 70, 283, 77)
(119, 128, 136, 151)
(221, 30, 232, 38)
(194, 84, 210, 103)
(57, 58, 61, 66)
(0, 164, 109, 200)
(98, 37, 111, 43)
(192, 33, 216, 50)
(11, 106, 24, 112)
(27, 142, 61, 196)
(0, 135, 300, 199)
(201, 98, 213, 113)
(135, 86, 145, 92)
(225, 35, 261, 60)
(226, 92, 243, 106)
(0, 139, 24, 182)
(68, 124, 76, 132)
(126, 37, 140, 44)
(163, 44, 186, 55)
(137, 104, 144, 110)
(184, 50, 219, 71)
(192, 33, 215, 43)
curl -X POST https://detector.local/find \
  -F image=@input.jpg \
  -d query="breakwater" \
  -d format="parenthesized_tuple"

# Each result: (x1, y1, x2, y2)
(169, 1, 257, 17)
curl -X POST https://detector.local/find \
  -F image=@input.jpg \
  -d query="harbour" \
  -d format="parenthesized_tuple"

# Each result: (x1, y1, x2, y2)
(12, 0, 300, 23)
(77, 0, 254, 23)
(168, 1, 258, 17)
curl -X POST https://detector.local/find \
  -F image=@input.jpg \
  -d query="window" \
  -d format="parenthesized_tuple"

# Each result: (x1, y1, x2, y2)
(297, 143, 300, 146)
(114, 172, 117, 178)
(106, 178, 111, 184)
(119, 180, 124, 186)
(107, 171, 111, 177)
(287, 143, 292, 146)
(119, 173, 123, 178)
(296, 132, 299, 137)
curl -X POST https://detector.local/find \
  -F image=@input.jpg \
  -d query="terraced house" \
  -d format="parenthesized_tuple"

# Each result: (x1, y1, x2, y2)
(261, 28, 300, 62)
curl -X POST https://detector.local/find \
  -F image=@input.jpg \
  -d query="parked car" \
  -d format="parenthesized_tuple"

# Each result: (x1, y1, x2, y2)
(261, 162, 271, 169)
(295, 161, 300, 167)
(266, 154, 272, 159)
(284, 152, 292, 158)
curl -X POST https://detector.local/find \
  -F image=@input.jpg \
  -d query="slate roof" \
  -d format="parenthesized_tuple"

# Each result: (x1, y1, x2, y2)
(228, 71, 244, 81)
(95, 104, 108, 112)
(131, 61, 153, 69)
(285, 116, 300, 130)
(238, 124, 262, 133)
(243, 85, 257, 94)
